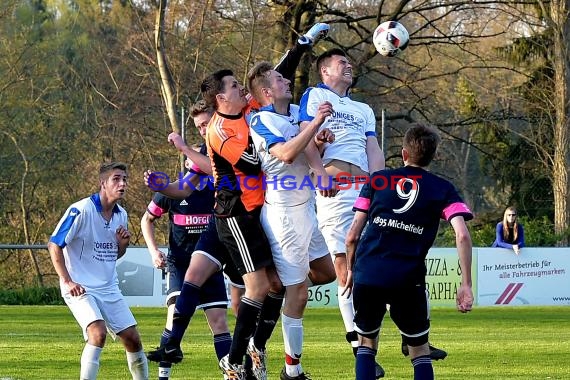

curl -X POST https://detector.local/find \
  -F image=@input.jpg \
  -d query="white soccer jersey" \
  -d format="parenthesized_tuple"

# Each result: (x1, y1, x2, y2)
(50, 193, 128, 293)
(250, 104, 312, 206)
(299, 83, 377, 172)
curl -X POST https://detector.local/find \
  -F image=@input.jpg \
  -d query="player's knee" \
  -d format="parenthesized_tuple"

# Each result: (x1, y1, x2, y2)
(86, 321, 107, 346)
(118, 327, 143, 351)
(205, 309, 230, 335)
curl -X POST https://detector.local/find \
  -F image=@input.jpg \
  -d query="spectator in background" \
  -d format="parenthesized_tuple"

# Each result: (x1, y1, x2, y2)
(492, 206, 525, 255)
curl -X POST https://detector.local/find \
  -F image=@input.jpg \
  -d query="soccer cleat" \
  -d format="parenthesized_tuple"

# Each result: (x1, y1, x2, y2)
(219, 355, 246, 380)
(247, 338, 268, 380)
(428, 344, 448, 360)
(401, 342, 448, 361)
(298, 23, 329, 46)
(375, 362, 385, 378)
(280, 367, 312, 380)
(146, 341, 183, 364)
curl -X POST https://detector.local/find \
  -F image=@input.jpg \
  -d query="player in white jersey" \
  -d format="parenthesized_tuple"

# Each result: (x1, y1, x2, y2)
(247, 61, 336, 380)
(48, 162, 149, 380)
(298, 48, 385, 378)
(299, 49, 447, 377)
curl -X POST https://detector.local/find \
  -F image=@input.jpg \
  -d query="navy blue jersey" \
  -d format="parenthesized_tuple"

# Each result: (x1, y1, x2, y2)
(147, 145, 215, 257)
(352, 166, 472, 287)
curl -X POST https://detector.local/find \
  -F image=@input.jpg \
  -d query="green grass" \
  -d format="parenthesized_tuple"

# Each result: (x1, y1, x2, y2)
(0, 306, 569, 379)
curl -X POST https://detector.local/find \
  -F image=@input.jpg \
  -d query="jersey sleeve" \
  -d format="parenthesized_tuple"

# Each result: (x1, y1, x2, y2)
(49, 205, 84, 248)
(274, 42, 311, 81)
(250, 113, 287, 151)
(353, 181, 372, 213)
(209, 124, 243, 165)
(299, 87, 320, 123)
(147, 193, 170, 218)
(441, 184, 473, 222)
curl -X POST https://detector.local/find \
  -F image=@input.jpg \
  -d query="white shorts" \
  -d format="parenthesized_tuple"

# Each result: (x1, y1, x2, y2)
(316, 187, 360, 256)
(261, 200, 328, 286)
(63, 288, 137, 341)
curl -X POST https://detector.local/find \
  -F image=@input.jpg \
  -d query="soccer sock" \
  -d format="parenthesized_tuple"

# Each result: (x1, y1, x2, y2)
(213, 332, 232, 360)
(158, 327, 173, 378)
(355, 346, 376, 380)
(160, 328, 172, 346)
(253, 291, 284, 349)
(412, 355, 434, 380)
(282, 313, 304, 377)
(338, 285, 356, 345)
(158, 362, 171, 380)
(229, 297, 263, 364)
(169, 281, 201, 342)
(80, 343, 102, 380)
(126, 350, 149, 380)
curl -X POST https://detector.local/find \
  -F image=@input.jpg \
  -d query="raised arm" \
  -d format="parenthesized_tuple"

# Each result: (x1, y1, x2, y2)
(144, 170, 203, 199)
(168, 132, 213, 175)
(274, 23, 329, 81)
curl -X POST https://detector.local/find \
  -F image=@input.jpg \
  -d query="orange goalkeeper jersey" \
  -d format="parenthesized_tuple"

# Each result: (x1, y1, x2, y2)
(206, 108, 264, 216)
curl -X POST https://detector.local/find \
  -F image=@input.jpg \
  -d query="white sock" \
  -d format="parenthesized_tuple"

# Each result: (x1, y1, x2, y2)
(80, 343, 102, 380)
(126, 350, 149, 380)
(282, 313, 304, 376)
(338, 285, 356, 347)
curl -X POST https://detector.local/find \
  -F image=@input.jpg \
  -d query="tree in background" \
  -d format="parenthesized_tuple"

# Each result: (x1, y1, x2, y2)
(2, 0, 570, 288)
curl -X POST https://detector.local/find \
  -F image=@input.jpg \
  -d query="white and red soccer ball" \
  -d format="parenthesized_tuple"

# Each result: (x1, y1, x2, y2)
(373, 21, 410, 57)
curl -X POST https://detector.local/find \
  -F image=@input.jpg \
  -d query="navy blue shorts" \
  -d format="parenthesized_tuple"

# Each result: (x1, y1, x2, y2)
(165, 259, 228, 310)
(353, 282, 430, 346)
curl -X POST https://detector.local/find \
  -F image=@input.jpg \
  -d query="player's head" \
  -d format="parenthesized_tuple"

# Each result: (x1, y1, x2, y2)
(402, 123, 441, 167)
(247, 61, 292, 106)
(99, 162, 128, 199)
(316, 48, 353, 89)
(200, 69, 246, 112)
(190, 100, 214, 138)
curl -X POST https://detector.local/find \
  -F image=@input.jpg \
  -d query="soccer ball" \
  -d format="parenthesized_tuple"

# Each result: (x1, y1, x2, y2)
(373, 21, 410, 57)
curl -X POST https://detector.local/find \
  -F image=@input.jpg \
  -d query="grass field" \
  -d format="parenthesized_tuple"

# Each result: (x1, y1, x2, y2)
(0, 305, 568, 379)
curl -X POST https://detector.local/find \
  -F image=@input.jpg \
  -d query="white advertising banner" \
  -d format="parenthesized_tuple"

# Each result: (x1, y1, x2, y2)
(119, 247, 570, 307)
(477, 248, 570, 306)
